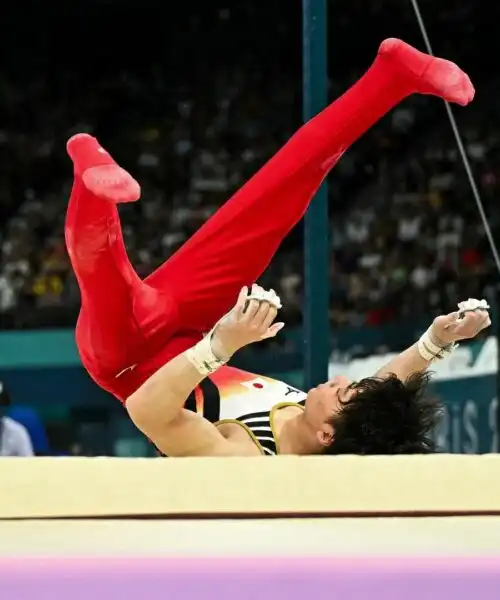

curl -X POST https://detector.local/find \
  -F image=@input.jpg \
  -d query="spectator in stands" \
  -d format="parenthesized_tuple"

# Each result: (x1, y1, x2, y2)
(0, 0, 498, 358)
(0, 382, 34, 457)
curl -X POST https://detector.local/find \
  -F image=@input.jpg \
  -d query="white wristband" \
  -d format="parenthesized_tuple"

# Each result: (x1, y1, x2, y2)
(417, 326, 457, 362)
(418, 298, 489, 362)
(185, 334, 228, 376)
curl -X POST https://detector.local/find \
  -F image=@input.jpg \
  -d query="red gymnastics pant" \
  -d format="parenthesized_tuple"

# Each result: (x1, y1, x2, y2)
(65, 40, 469, 402)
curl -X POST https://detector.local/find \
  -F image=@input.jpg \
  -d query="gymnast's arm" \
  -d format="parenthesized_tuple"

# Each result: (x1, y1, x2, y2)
(125, 286, 283, 457)
(373, 305, 490, 382)
(127, 354, 246, 457)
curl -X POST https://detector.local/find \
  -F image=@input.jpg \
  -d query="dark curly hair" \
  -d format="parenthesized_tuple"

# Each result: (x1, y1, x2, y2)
(323, 372, 442, 455)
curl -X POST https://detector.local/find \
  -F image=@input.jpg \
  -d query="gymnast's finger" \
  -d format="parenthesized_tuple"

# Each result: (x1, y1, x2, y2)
(261, 305, 278, 331)
(456, 311, 488, 337)
(454, 312, 475, 336)
(481, 312, 492, 329)
(234, 286, 249, 318)
(472, 311, 491, 332)
(242, 299, 261, 322)
(253, 302, 275, 330)
(261, 322, 285, 340)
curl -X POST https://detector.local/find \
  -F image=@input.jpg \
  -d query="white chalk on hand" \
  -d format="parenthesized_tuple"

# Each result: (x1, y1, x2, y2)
(456, 298, 490, 320)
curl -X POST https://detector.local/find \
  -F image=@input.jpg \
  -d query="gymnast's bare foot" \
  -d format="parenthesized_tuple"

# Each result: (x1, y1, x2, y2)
(67, 133, 141, 204)
(378, 38, 474, 106)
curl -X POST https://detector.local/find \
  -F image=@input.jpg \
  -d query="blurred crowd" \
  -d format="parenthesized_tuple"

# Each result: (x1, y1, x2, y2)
(0, 0, 498, 338)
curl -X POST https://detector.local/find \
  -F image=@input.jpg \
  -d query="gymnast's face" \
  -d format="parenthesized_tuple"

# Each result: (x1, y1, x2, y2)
(304, 376, 355, 446)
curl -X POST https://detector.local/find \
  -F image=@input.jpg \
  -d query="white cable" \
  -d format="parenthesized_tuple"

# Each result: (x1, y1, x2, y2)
(409, 0, 500, 276)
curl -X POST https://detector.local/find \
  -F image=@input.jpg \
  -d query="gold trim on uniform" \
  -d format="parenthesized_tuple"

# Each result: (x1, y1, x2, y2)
(269, 402, 305, 454)
(216, 402, 305, 455)
(215, 419, 265, 455)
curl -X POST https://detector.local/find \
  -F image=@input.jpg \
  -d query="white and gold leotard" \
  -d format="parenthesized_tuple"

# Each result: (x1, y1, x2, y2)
(185, 366, 306, 455)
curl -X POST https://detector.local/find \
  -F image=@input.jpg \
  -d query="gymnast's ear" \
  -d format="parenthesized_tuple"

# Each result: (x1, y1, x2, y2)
(316, 422, 334, 447)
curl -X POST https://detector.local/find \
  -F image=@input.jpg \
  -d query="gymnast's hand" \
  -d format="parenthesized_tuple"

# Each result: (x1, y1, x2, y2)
(430, 299, 491, 347)
(211, 285, 285, 358)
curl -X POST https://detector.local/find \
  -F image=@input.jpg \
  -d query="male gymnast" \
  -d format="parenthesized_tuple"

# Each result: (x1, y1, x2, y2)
(65, 38, 483, 456)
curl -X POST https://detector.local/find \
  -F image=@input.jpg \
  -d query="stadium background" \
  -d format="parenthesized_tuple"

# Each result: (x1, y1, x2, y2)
(0, 0, 498, 455)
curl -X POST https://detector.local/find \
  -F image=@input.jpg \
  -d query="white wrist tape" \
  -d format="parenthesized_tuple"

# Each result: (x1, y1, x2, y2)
(185, 334, 228, 376)
(417, 327, 456, 362)
(417, 298, 489, 362)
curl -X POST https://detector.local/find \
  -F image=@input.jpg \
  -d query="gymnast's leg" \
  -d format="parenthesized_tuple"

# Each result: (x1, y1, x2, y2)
(65, 136, 177, 384)
(146, 39, 473, 332)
